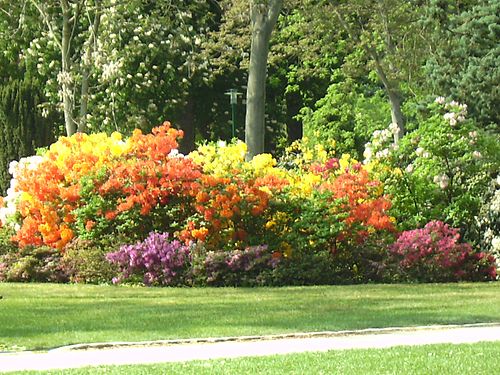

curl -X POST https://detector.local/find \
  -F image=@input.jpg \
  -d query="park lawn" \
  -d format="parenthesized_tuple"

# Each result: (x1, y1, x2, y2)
(8, 342, 500, 375)
(0, 282, 499, 351)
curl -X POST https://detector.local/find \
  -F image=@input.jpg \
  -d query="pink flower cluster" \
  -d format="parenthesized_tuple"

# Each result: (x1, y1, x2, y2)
(390, 221, 496, 281)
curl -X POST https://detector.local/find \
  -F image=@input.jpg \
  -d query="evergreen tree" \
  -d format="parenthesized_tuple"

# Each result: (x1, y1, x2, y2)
(0, 79, 54, 195)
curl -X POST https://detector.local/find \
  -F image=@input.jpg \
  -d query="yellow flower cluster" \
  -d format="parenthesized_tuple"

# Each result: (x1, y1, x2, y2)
(189, 141, 247, 177)
(48, 131, 127, 182)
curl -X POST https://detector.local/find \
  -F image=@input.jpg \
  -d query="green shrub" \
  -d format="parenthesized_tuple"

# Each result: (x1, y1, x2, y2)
(0, 226, 17, 256)
(0, 245, 68, 282)
(61, 236, 124, 284)
(191, 244, 277, 287)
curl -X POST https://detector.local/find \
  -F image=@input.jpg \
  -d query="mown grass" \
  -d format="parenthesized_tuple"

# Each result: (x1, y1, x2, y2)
(8, 342, 500, 375)
(0, 282, 498, 351)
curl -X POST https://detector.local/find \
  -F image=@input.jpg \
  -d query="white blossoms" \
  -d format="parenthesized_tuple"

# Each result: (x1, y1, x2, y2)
(434, 96, 446, 105)
(1, 156, 43, 228)
(433, 174, 450, 189)
(472, 151, 482, 160)
(388, 122, 400, 135)
(434, 96, 468, 126)
(167, 149, 185, 159)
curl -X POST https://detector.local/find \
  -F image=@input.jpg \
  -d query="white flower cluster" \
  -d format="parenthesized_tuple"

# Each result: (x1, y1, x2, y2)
(415, 147, 430, 158)
(101, 59, 123, 82)
(363, 123, 401, 163)
(0, 156, 43, 229)
(443, 100, 467, 126)
(433, 174, 450, 189)
(167, 149, 185, 159)
(435, 97, 468, 126)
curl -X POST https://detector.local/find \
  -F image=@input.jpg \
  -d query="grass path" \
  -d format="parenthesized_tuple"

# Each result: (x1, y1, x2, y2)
(0, 282, 499, 351)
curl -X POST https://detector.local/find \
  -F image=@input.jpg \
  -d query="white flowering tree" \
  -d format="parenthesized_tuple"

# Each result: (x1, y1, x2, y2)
(1, 0, 215, 138)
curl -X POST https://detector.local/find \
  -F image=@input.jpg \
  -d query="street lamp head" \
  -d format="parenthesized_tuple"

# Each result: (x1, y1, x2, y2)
(225, 89, 242, 105)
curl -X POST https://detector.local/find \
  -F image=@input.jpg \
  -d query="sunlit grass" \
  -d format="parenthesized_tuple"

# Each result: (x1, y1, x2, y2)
(0, 282, 498, 351)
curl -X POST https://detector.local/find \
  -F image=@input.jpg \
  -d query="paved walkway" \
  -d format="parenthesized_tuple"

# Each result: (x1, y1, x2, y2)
(1, 323, 499, 372)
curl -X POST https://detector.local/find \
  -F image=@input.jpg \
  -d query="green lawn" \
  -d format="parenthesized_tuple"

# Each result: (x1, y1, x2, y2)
(9, 342, 500, 375)
(0, 282, 499, 351)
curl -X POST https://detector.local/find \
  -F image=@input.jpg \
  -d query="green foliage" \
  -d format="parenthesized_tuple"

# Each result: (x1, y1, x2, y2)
(0, 245, 68, 283)
(301, 70, 390, 159)
(191, 244, 276, 287)
(369, 99, 499, 242)
(425, 0, 500, 127)
(61, 237, 123, 284)
(0, 226, 17, 256)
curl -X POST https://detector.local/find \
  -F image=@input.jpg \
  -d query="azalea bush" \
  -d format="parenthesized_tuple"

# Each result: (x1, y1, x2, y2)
(107, 232, 191, 286)
(389, 221, 497, 282)
(191, 244, 279, 287)
(0, 245, 68, 283)
(0, 117, 494, 286)
(61, 236, 123, 284)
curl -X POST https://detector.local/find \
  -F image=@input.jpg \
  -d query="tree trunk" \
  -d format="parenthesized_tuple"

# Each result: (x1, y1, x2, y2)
(285, 90, 302, 144)
(387, 89, 404, 141)
(334, 8, 405, 142)
(245, 0, 282, 160)
(78, 4, 101, 133)
(61, 0, 75, 136)
(178, 97, 196, 154)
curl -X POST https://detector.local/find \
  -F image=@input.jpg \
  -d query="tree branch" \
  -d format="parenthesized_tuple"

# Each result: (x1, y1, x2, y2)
(30, 0, 62, 48)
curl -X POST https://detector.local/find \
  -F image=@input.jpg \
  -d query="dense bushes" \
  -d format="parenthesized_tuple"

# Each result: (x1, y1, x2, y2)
(389, 221, 496, 282)
(0, 121, 497, 286)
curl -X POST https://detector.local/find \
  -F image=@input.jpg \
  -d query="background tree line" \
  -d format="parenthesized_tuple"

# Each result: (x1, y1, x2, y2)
(0, 0, 498, 194)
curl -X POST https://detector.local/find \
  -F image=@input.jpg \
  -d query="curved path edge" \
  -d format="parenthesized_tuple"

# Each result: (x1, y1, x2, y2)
(1, 323, 500, 372)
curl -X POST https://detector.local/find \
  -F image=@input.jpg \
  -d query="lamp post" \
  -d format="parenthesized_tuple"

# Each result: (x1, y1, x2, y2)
(225, 89, 241, 138)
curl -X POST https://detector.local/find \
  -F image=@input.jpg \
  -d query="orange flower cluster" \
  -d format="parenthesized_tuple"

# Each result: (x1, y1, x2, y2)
(126, 122, 183, 162)
(179, 174, 271, 248)
(11, 122, 197, 249)
(321, 165, 395, 240)
(99, 156, 201, 217)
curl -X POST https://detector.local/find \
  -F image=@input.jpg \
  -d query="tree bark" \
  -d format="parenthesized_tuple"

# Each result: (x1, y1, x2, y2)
(245, 0, 282, 160)
(78, 3, 101, 133)
(334, 8, 405, 142)
(178, 97, 196, 154)
(61, 0, 76, 136)
(285, 90, 302, 143)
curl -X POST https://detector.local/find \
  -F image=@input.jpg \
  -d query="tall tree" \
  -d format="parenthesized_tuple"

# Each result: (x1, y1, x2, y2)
(28, 0, 102, 136)
(328, 0, 427, 142)
(1, 0, 216, 138)
(245, 0, 282, 159)
(424, 0, 499, 129)
(0, 79, 54, 195)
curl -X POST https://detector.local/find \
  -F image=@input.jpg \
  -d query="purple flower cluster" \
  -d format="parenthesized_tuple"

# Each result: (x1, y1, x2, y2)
(106, 232, 190, 285)
(225, 245, 270, 271)
(390, 220, 496, 281)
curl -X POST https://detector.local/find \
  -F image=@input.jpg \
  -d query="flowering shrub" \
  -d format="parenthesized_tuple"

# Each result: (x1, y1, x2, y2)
(0, 121, 403, 286)
(106, 232, 191, 286)
(2, 122, 202, 248)
(389, 221, 497, 282)
(61, 237, 123, 284)
(366, 97, 499, 245)
(191, 244, 279, 286)
(0, 246, 68, 283)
